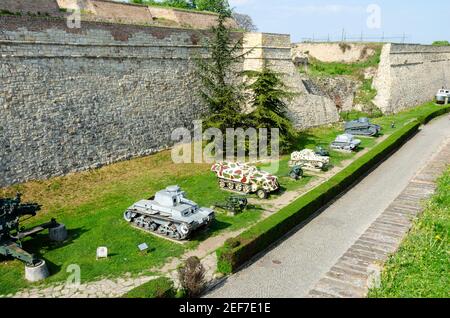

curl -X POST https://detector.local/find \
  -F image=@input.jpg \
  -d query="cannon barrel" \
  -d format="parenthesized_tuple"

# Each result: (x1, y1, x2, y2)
(15, 203, 42, 217)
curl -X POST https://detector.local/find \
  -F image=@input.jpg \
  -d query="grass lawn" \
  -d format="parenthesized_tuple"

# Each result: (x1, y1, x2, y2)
(0, 101, 444, 295)
(368, 168, 450, 298)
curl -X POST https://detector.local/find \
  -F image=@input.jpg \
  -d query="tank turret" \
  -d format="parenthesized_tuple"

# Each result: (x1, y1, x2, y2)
(331, 134, 361, 152)
(289, 149, 330, 171)
(123, 186, 214, 241)
(344, 117, 381, 136)
(211, 162, 279, 199)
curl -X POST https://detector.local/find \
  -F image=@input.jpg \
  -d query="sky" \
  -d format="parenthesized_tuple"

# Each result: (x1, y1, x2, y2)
(228, 0, 450, 44)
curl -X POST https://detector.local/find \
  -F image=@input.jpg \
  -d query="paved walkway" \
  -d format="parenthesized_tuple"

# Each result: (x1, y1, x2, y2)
(308, 139, 450, 298)
(206, 116, 450, 298)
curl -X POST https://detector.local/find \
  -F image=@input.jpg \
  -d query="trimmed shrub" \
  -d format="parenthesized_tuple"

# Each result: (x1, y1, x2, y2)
(123, 277, 176, 298)
(419, 105, 450, 124)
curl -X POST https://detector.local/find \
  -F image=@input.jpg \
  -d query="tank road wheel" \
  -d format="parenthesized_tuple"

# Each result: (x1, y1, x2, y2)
(235, 183, 243, 192)
(243, 185, 251, 194)
(227, 182, 235, 190)
(123, 210, 134, 222)
(257, 189, 268, 200)
(219, 180, 226, 189)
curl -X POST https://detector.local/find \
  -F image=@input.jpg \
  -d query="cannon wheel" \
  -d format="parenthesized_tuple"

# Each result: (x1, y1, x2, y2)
(257, 190, 268, 200)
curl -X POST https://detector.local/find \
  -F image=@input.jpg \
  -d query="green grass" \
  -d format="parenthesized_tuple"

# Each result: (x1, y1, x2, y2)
(306, 45, 382, 79)
(123, 277, 176, 298)
(369, 168, 450, 298)
(0, 101, 446, 295)
(0, 159, 262, 295)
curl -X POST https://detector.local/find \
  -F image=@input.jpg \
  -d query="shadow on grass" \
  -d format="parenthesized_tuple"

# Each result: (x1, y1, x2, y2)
(189, 219, 233, 243)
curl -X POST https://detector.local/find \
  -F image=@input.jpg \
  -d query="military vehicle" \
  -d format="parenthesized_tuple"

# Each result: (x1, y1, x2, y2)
(315, 146, 330, 157)
(123, 186, 215, 241)
(0, 194, 66, 281)
(331, 134, 361, 152)
(289, 166, 304, 180)
(289, 149, 330, 171)
(436, 88, 450, 104)
(211, 162, 280, 199)
(344, 117, 381, 136)
(213, 196, 248, 215)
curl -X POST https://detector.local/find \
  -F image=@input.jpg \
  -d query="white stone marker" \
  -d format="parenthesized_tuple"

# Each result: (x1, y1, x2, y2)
(96, 247, 108, 260)
(138, 243, 149, 252)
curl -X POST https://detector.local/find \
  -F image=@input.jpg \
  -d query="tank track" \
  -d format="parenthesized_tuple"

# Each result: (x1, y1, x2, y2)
(124, 210, 190, 241)
(345, 128, 378, 136)
(217, 179, 270, 199)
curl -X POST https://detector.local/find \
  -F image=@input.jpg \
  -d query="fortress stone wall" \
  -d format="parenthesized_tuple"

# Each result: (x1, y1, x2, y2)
(293, 42, 378, 63)
(0, 16, 336, 187)
(1, 0, 237, 29)
(373, 43, 450, 113)
(0, 16, 212, 187)
(245, 34, 339, 129)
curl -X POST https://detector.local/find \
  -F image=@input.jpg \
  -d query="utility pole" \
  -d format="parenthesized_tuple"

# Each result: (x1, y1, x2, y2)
(341, 28, 345, 42)
(360, 31, 363, 43)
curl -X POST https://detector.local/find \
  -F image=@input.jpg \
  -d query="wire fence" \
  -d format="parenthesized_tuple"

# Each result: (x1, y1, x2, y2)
(301, 32, 410, 44)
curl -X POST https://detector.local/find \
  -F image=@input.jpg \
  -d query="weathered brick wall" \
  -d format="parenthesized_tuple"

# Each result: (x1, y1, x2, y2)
(293, 42, 378, 63)
(244, 33, 340, 129)
(1, 0, 63, 16)
(0, 16, 338, 187)
(373, 44, 450, 113)
(79, 0, 153, 24)
(0, 16, 212, 187)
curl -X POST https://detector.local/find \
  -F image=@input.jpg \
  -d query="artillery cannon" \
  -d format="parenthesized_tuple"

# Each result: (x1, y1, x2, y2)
(0, 193, 67, 282)
(289, 166, 304, 180)
(213, 196, 248, 215)
(315, 146, 329, 157)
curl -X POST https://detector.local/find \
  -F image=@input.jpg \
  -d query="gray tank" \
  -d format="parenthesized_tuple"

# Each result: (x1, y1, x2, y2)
(345, 117, 381, 136)
(331, 134, 361, 152)
(123, 186, 215, 241)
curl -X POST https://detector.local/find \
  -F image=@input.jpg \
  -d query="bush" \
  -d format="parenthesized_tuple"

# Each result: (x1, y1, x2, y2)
(123, 277, 176, 298)
(432, 41, 450, 46)
(216, 106, 450, 274)
(178, 256, 206, 297)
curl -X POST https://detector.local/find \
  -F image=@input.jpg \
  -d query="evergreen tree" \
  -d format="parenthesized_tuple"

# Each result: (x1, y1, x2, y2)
(244, 66, 297, 152)
(195, 3, 246, 131)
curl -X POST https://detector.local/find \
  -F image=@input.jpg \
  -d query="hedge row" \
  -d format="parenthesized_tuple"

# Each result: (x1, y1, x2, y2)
(123, 277, 176, 298)
(216, 106, 450, 274)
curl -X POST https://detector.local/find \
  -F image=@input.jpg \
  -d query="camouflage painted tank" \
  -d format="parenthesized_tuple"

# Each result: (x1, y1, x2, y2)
(123, 186, 215, 241)
(331, 134, 361, 152)
(345, 117, 381, 136)
(211, 162, 279, 199)
(289, 149, 330, 171)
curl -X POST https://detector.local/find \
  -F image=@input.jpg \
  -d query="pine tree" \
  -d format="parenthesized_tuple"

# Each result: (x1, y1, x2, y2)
(195, 2, 246, 131)
(244, 66, 297, 152)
